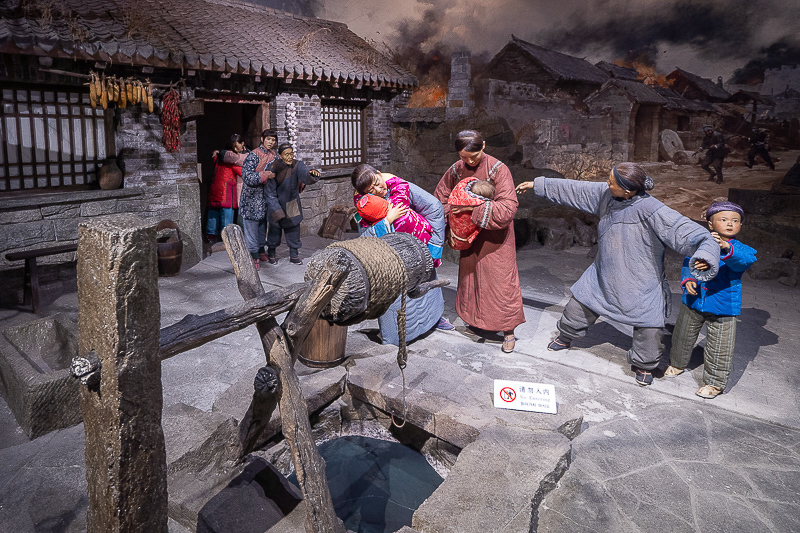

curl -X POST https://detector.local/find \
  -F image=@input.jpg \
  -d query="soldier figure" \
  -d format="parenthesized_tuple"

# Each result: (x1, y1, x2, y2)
(746, 128, 775, 171)
(700, 125, 728, 184)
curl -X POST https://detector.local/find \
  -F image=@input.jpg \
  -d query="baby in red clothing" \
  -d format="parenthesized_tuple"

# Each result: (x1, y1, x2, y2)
(447, 177, 495, 250)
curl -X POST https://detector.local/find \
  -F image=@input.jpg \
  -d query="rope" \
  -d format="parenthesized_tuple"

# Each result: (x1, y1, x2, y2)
(329, 237, 409, 426)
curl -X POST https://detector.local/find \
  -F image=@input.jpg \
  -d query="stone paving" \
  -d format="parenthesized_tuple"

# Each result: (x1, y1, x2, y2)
(0, 233, 799, 532)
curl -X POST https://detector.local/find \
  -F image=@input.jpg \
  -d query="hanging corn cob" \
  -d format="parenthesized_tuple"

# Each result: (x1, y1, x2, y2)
(147, 82, 154, 113)
(89, 72, 97, 108)
(100, 74, 108, 110)
(119, 78, 127, 108)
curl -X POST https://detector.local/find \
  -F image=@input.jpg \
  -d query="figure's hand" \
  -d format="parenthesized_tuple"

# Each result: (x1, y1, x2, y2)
(385, 204, 409, 224)
(450, 205, 474, 215)
(212, 150, 219, 158)
(515, 181, 535, 194)
(711, 231, 731, 252)
(693, 259, 711, 271)
(310, 169, 321, 177)
(260, 171, 274, 184)
(685, 280, 698, 296)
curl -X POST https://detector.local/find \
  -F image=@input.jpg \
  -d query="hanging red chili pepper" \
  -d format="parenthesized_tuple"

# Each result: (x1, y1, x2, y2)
(161, 88, 181, 152)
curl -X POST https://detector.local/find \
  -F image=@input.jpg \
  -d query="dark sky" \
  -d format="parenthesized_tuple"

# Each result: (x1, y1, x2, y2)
(314, 0, 800, 83)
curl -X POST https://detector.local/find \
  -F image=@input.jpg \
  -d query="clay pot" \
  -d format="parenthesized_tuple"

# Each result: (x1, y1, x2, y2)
(98, 160, 123, 190)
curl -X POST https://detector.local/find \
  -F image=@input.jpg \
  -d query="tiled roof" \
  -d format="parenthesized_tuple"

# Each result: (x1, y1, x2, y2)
(392, 107, 446, 123)
(0, 0, 417, 89)
(597, 79, 667, 104)
(509, 36, 609, 85)
(652, 86, 717, 112)
(667, 68, 730, 100)
(595, 61, 639, 80)
(725, 90, 776, 106)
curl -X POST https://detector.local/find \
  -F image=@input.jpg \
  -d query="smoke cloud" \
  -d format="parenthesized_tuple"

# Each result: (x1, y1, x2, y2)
(264, 0, 800, 84)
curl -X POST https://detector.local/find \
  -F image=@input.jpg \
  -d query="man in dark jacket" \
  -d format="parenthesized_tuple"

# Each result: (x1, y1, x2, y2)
(746, 128, 775, 170)
(700, 125, 728, 184)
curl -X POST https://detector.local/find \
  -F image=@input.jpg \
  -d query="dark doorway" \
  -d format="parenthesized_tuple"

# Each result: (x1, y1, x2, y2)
(633, 104, 657, 161)
(195, 102, 267, 237)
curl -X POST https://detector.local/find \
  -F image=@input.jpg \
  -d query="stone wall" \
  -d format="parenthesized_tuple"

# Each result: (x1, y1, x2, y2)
(477, 79, 619, 175)
(0, 184, 200, 306)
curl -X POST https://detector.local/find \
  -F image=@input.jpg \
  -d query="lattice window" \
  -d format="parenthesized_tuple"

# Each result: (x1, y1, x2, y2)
(320, 101, 365, 169)
(1, 88, 110, 192)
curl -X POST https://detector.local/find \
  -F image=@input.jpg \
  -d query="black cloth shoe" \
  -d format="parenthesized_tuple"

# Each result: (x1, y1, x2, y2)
(289, 257, 303, 265)
(267, 256, 278, 265)
(716, 177, 724, 184)
(634, 367, 653, 386)
(547, 336, 571, 351)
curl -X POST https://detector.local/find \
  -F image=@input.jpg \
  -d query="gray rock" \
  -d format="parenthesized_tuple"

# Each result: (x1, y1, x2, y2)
(0, 314, 81, 438)
(571, 217, 597, 247)
(532, 217, 574, 250)
(413, 427, 571, 533)
(748, 257, 797, 280)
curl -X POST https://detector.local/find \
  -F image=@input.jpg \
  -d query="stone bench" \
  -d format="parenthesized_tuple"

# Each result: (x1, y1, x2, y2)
(5, 243, 78, 314)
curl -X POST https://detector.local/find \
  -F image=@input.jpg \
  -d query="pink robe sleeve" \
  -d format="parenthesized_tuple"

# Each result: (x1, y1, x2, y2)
(385, 176, 412, 208)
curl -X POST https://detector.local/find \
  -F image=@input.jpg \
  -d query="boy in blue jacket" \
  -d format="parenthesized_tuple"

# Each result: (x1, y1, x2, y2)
(665, 201, 757, 398)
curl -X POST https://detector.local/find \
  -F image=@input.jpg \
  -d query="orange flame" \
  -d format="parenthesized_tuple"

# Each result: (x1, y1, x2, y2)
(408, 84, 447, 108)
(613, 59, 672, 88)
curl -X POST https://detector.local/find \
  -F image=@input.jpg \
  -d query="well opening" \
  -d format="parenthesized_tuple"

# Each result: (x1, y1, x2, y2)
(197, 395, 462, 533)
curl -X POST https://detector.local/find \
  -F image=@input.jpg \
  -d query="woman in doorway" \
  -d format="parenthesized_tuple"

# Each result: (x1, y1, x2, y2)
(241, 129, 278, 270)
(206, 134, 248, 244)
(434, 130, 525, 353)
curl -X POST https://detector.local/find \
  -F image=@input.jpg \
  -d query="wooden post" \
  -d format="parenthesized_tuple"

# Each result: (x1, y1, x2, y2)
(222, 224, 347, 533)
(77, 215, 167, 532)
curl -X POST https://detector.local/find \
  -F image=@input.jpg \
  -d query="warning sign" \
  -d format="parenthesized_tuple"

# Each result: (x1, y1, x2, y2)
(493, 380, 557, 414)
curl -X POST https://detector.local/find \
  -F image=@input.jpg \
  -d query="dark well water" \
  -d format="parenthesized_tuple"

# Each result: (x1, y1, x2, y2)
(289, 435, 444, 533)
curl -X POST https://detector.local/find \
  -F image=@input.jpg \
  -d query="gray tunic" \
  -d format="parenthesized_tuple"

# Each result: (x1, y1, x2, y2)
(533, 177, 719, 327)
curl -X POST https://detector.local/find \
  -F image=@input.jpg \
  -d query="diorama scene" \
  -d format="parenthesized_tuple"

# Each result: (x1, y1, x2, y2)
(1, 0, 799, 532)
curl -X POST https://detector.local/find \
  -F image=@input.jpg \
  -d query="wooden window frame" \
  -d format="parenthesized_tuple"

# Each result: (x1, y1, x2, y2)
(320, 100, 366, 170)
(1, 85, 114, 193)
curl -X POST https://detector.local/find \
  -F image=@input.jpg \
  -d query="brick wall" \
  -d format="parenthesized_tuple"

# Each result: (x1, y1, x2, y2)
(446, 51, 474, 121)
(270, 92, 397, 237)
(0, 184, 200, 306)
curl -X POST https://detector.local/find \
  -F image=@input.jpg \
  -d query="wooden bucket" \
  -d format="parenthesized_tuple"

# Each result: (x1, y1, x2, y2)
(156, 219, 183, 277)
(299, 318, 347, 368)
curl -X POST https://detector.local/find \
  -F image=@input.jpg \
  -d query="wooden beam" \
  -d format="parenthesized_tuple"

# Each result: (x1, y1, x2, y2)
(158, 283, 307, 360)
(221, 224, 345, 533)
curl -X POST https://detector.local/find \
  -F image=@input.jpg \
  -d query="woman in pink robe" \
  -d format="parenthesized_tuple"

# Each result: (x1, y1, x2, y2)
(434, 130, 525, 352)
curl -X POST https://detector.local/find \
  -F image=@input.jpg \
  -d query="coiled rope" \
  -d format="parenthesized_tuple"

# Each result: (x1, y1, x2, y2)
(329, 237, 409, 427)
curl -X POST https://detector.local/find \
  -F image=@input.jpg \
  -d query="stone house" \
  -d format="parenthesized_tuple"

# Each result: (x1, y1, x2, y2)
(0, 0, 415, 305)
(584, 78, 667, 162)
(666, 68, 731, 103)
(471, 37, 618, 170)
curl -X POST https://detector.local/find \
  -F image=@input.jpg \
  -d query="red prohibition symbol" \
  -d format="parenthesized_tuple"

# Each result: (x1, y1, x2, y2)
(500, 387, 516, 402)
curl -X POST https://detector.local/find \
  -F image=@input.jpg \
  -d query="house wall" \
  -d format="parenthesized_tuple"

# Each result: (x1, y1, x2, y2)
(0, 84, 205, 306)
(270, 91, 396, 237)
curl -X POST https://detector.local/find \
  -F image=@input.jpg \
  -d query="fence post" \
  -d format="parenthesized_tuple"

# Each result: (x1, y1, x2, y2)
(77, 214, 167, 532)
